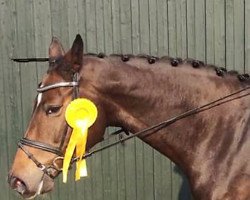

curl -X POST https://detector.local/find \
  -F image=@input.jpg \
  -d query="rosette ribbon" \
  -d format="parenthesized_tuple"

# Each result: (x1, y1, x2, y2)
(63, 98, 98, 183)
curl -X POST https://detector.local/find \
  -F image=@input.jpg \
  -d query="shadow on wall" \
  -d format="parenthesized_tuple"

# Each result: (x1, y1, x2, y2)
(174, 166, 193, 200)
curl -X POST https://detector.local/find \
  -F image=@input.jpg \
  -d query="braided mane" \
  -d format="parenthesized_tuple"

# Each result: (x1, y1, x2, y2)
(84, 53, 250, 85)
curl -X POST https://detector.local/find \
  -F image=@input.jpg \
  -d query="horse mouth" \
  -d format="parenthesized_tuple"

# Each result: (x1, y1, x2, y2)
(9, 174, 54, 199)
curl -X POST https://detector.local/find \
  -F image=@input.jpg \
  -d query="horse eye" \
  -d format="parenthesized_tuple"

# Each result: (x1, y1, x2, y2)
(46, 106, 62, 115)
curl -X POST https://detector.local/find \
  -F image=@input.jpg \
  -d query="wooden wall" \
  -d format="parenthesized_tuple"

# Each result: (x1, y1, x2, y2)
(0, 0, 249, 199)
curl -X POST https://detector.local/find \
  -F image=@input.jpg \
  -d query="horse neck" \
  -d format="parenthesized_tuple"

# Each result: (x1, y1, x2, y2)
(84, 56, 247, 171)
(97, 57, 242, 123)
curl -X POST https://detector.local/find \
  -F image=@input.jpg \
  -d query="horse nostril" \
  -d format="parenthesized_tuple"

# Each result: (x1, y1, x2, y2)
(9, 175, 27, 195)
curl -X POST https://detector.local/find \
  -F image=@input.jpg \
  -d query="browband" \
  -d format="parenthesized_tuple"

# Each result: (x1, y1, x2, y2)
(37, 82, 78, 93)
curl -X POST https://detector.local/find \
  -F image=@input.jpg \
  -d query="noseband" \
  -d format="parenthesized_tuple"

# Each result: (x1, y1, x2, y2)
(18, 73, 79, 179)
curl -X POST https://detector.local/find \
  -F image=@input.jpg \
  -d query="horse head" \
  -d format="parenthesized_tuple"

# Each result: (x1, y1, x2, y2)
(8, 35, 108, 198)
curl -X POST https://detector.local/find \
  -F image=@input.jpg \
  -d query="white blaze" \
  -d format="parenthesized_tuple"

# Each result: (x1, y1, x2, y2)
(36, 93, 43, 107)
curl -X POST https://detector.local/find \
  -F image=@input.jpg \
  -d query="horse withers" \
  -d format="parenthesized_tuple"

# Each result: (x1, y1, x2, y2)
(9, 35, 250, 199)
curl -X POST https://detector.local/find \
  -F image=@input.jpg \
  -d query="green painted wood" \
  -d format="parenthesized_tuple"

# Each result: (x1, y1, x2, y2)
(149, 0, 158, 56)
(33, 0, 52, 83)
(139, 0, 150, 54)
(214, 0, 226, 67)
(168, 0, 177, 57)
(186, 0, 195, 58)
(156, 0, 168, 56)
(0, 1, 10, 199)
(131, 0, 140, 55)
(245, 0, 250, 73)
(176, 0, 187, 58)
(194, 0, 205, 61)
(225, 0, 235, 71)
(1, 1, 250, 200)
(205, 0, 215, 64)
(233, 0, 245, 73)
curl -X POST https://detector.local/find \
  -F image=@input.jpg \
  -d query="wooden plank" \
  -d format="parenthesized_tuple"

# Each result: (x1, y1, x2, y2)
(85, 0, 96, 52)
(95, 0, 105, 53)
(214, 0, 225, 67)
(50, 0, 69, 48)
(111, 0, 121, 53)
(131, 0, 140, 54)
(156, 0, 168, 56)
(2, 1, 26, 199)
(245, 0, 250, 73)
(168, 0, 177, 57)
(153, 151, 173, 200)
(139, 0, 150, 54)
(225, 0, 234, 70)
(194, 0, 205, 61)
(76, 0, 87, 50)
(101, 130, 112, 200)
(205, 0, 215, 64)
(67, 0, 79, 42)
(233, 0, 244, 73)
(176, 0, 187, 58)
(33, 0, 51, 84)
(102, 0, 113, 54)
(15, 0, 37, 130)
(186, 0, 195, 58)
(120, 0, 132, 53)
(161, 157, 173, 199)
(0, 0, 10, 198)
(108, 128, 119, 200)
(149, 0, 158, 56)
(117, 141, 126, 200)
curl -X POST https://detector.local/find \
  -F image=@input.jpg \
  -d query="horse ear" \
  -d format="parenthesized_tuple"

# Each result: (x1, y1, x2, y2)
(69, 34, 84, 71)
(49, 37, 65, 58)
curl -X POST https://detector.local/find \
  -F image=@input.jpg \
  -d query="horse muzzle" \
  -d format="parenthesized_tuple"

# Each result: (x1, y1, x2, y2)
(8, 172, 55, 199)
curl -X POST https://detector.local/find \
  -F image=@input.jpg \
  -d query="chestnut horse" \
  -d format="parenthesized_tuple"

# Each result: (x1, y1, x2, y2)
(9, 35, 250, 199)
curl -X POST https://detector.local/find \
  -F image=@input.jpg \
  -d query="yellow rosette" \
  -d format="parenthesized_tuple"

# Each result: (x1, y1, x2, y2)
(63, 98, 98, 183)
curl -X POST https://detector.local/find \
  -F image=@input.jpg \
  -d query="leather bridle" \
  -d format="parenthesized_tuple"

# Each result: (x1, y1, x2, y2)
(18, 73, 79, 179)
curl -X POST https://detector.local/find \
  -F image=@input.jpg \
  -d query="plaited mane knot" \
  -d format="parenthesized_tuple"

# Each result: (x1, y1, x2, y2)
(238, 74, 250, 82)
(215, 67, 227, 77)
(170, 58, 182, 67)
(148, 56, 158, 64)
